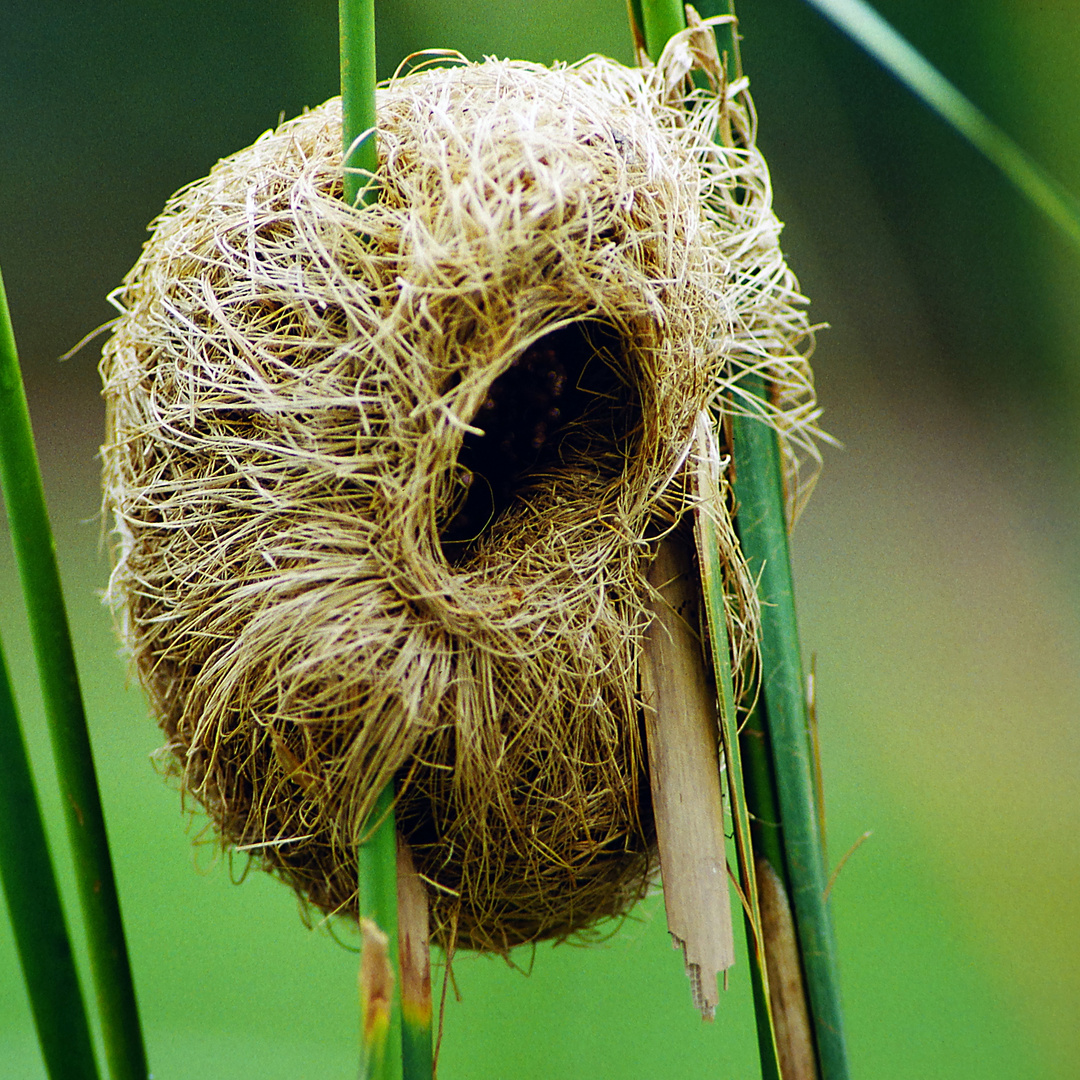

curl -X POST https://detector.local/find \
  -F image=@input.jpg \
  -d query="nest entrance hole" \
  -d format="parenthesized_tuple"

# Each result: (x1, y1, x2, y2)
(439, 321, 638, 556)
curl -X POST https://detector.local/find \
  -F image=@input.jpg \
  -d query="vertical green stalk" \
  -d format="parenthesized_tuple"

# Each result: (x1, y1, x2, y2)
(640, 0, 685, 62)
(0, 637, 100, 1080)
(694, 456, 783, 1080)
(708, 3, 849, 1071)
(0, 270, 147, 1080)
(340, 0, 379, 208)
(357, 786, 403, 1080)
(638, 6, 784, 1075)
(731, 378, 849, 1080)
(638, 4, 849, 1077)
(339, 4, 410, 1077)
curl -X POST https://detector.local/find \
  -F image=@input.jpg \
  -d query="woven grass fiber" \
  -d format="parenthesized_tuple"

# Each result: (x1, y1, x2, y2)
(100, 29, 822, 952)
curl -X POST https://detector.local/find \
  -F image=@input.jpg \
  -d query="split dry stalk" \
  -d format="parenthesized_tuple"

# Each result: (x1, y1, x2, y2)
(641, 534, 735, 1018)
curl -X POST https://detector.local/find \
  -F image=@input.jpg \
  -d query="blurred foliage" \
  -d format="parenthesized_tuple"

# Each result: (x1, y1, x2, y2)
(746, 0, 1079, 415)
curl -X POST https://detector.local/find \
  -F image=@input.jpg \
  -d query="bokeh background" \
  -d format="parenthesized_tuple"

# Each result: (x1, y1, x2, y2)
(2, 1, 1078, 1077)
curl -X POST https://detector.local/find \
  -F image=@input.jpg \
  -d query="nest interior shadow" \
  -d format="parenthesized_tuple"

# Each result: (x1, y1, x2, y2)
(99, 46, 821, 952)
(440, 320, 637, 556)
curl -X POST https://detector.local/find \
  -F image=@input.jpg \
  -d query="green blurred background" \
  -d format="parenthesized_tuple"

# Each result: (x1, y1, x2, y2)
(2, 1, 1078, 1077)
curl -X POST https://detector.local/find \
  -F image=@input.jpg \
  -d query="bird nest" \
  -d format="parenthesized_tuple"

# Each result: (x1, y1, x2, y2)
(100, 37, 821, 952)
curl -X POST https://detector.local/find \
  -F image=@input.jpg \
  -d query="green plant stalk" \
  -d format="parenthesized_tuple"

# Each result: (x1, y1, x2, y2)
(641, 4, 848, 1074)
(704, 7, 850, 1073)
(701, 13, 789, 1077)
(339, 3, 410, 1076)
(0, 637, 100, 1080)
(695, 486, 782, 1080)
(640, 5, 787, 1074)
(0, 268, 147, 1080)
(340, 0, 379, 207)
(400, 988, 433, 1079)
(640, 0, 685, 62)
(801, 0, 1080, 248)
(731, 373, 849, 1080)
(738, 702, 787, 1080)
(358, 786, 403, 1080)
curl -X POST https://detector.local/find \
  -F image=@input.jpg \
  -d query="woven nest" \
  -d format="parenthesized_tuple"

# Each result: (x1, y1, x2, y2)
(100, 33, 822, 952)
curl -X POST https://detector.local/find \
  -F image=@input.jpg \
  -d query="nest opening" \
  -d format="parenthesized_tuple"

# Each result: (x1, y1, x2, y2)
(440, 320, 637, 557)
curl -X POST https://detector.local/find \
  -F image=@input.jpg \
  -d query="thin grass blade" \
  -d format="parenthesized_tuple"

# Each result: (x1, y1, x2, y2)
(692, 420, 783, 1080)
(0, 637, 100, 1080)
(801, 0, 1080, 248)
(0, 269, 147, 1080)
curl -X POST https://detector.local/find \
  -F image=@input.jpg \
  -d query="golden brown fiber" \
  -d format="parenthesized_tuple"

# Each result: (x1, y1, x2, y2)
(100, 41, 821, 951)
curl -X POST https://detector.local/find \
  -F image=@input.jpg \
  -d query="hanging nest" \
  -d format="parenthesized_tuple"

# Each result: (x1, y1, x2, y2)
(100, 30, 822, 952)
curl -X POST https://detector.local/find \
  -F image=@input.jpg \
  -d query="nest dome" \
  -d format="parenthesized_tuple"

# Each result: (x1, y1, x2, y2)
(101, 47, 820, 951)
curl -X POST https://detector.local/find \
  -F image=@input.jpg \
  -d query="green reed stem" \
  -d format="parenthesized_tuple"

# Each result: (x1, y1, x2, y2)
(695, 474, 783, 1080)
(710, 5, 850, 1072)
(341, 0, 379, 207)
(339, 3, 411, 1076)
(638, 5, 788, 1077)
(0, 637, 100, 1080)
(358, 787, 403, 1080)
(639, 3, 849, 1075)
(731, 373, 849, 1080)
(640, 0, 686, 62)
(0, 269, 147, 1080)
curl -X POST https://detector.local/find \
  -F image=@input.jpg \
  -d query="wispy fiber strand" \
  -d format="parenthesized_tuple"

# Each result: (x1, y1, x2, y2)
(0, 634, 100, 1080)
(0, 268, 148, 1080)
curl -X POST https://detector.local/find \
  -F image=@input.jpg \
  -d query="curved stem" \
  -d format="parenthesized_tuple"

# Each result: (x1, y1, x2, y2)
(802, 0, 1080, 247)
